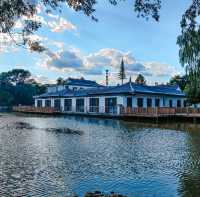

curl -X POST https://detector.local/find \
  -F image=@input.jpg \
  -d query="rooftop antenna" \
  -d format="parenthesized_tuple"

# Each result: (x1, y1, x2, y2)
(106, 69, 109, 86)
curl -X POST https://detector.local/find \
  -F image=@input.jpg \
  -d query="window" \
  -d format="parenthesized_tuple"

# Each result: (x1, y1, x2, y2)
(45, 100, 51, 107)
(89, 98, 99, 112)
(64, 99, 72, 111)
(169, 100, 173, 108)
(137, 98, 143, 107)
(73, 87, 77, 91)
(177, 100, 181, 108)
(76, 99, 85, 112)
(127, 97, 132, 107)
(147, 98, 152, 107)
(184, 100, 187, 107)
(54, 99, 61, 110)
(155, 99, 160, 107)
(37, 100, 42, 107)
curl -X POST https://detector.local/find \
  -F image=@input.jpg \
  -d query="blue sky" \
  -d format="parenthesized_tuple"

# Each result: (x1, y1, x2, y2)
(0, 0, 191, 85)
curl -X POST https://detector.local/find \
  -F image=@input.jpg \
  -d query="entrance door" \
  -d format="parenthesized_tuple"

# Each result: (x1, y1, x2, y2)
(105, 97, 117, 114)
(127, 97, 132, 108)
(64, 99, 72, 111)
(76, 98, 85, 112)
(54, 99, 61, 110)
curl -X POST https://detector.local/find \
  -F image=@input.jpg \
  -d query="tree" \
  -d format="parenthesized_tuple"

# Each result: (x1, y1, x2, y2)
(56, 77, 65, 85)
(118, 58, 126, 84)
(0, 69, 31, 85)
(135, 74, 146, 85)
(0, 0, 161, 52)
(0, 90, 14, 106)
(184, 72, 200, 104)
(169, 75, 187, 91)
(0, 69, 46, 106)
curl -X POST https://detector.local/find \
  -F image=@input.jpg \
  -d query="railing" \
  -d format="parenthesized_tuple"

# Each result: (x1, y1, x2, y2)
(13, 106, 60, 113)
(121, 107, 200, 116)
(14, 106, 200, 117)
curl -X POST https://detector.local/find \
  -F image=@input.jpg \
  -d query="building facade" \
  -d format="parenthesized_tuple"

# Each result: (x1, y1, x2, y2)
(34, 78, 186, 115)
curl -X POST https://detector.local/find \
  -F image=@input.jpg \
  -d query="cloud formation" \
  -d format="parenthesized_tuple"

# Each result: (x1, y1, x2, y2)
(39, 48, 178, 83)
(48, 17, 77, 32)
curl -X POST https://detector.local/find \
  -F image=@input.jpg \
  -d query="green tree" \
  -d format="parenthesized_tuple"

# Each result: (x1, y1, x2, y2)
(0, 0, 161, 52)
(0, 69, 46, 106)
(135, 74, 146, 85)
(56, 77, 65, 85)
(169, 75, 187, 91)
(118, 59, 126, 84)
(0, 90, 14, 106)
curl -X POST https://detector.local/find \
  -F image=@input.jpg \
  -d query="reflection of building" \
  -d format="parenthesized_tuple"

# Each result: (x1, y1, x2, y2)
(34, 78, 186, 115)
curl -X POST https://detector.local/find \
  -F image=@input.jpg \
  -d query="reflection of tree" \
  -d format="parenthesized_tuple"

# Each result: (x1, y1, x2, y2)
(178, 129, 200, 197)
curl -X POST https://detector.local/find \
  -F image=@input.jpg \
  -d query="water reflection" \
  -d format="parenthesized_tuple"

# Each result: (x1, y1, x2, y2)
(0, 113, 200, 196)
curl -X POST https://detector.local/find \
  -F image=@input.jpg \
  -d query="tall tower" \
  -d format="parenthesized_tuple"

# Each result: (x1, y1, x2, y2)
(106, 69, 109, 86)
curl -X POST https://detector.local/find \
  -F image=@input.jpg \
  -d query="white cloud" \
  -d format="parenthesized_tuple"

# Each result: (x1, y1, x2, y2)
(33, 75, 55, 84)
(38, 47, 178, 84)
(48, 17, 77, 32)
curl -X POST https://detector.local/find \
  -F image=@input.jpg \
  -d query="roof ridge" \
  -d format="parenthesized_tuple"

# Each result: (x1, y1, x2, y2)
(129, 82, 134, 92)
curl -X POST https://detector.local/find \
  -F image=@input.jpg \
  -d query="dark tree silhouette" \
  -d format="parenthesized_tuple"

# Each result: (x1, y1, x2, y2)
(0, 0, 161, 52)
(135, 74, 146, 85)
(118, 58, 126, 84)
(169, 75, 187, 91)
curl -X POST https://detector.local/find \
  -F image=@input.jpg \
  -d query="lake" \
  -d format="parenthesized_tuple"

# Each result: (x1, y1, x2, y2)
(0, 113, 200, 197)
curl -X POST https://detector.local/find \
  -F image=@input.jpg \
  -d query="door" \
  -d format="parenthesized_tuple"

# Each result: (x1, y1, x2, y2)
(105, 97, 117, 114)
(127, 97, 132, 108)
(76, 98, 85, 112)
(64, 99, 72, 111)
(137, 98, 143, 107)
(54, 99, 61, 110)
(147, 98, 152, 107)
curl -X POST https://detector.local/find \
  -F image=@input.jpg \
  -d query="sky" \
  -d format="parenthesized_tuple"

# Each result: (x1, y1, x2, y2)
(0, 0, 191, 85)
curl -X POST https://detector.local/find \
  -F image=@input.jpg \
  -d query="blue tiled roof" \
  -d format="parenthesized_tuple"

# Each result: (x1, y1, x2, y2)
(35, 82, 185, 98)
(65, 78, 102, 87)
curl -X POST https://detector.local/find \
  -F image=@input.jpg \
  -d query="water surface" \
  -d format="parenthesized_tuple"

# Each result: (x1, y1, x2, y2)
(0, 113, 200, 196)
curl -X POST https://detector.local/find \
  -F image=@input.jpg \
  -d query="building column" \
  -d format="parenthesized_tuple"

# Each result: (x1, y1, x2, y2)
(35, 99, 37, 107)
(72, 98, 76, 112)
(85, 97, 89, 113)
(99, 97, 105, 113)
(51, 98, 54, 108)
(42, 99, 45, 107)
(143, 97, 147, 108)
(61, 98, 64, 112)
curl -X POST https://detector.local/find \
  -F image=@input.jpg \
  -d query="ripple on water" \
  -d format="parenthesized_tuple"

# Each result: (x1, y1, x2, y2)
(0, 113, 200, 196)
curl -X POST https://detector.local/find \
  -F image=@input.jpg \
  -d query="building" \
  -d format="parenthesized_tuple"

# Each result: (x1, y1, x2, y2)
(34, 78, 186, 115)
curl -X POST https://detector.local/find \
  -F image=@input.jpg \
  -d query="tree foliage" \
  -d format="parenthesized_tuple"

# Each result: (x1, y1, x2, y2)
(0, 69, 46, 106)
(135, 74, 146, 85)
(118, 58, 126, 84)
(176, 0, 200, 103)
(0, 0, 161, 51)
(169, 75, 187, 91)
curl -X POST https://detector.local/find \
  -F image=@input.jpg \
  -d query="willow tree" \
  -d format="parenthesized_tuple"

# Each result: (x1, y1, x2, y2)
(177, 1, 200, 103)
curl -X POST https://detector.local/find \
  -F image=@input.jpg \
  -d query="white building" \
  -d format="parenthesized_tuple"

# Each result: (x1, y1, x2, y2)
(34, 78, 186, 115)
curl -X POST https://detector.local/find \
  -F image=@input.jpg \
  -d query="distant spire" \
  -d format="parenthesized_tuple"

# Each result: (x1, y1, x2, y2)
(129, 76, 132, 83)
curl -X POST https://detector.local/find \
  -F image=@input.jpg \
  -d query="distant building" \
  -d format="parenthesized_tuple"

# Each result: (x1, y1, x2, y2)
(34, 78, 186, 115)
